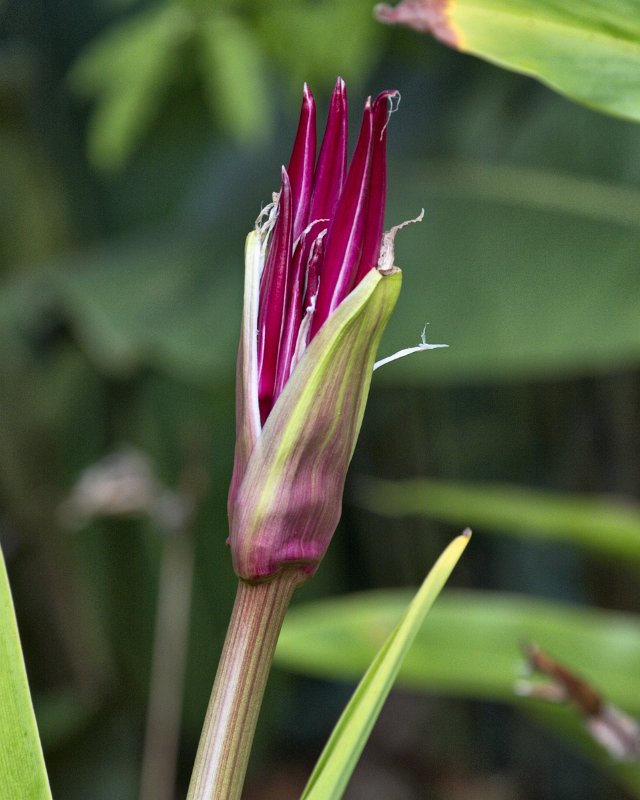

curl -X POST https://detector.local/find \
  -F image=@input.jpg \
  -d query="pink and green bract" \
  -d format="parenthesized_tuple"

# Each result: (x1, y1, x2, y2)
(257, 79, 399, 423)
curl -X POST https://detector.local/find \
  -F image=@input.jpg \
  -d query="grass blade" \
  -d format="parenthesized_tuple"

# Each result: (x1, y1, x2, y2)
(298, 530, 470, 800)
(0, 548, 52, 799)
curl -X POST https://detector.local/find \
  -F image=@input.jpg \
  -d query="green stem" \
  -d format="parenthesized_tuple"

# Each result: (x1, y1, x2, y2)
(187, 570, 302, 800)
(140, 525, 194, 800)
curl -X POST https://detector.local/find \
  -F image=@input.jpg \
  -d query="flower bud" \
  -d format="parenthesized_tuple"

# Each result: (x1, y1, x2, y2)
(228, 80, 403, 582)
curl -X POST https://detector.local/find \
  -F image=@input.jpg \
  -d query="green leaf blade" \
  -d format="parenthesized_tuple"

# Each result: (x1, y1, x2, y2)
(355, 477, 640, 563)
(380, 159, 640, 383)
(297, 531, 470, 800)
(278, 589, 640, 712)
(0, 548, 52, 800)
(457, 2, 640, 122)
(378, 0, 640, 122)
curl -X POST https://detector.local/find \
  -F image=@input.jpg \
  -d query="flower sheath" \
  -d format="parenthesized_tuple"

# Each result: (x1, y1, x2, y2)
(228, 79, 402, 582)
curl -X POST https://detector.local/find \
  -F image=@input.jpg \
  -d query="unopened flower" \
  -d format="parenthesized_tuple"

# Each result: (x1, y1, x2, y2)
(228, 79, 405, 582)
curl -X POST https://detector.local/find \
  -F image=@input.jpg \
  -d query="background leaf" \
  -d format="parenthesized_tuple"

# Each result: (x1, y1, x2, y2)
(277, 589, 640, 793)
(198, 14, 271, 142)
(378, 157, 640, 383)
(278, 590, 640, 708)
(70, 4, 192, 169)
(377, 0, 640, 122)
(355, 477, 640, 563)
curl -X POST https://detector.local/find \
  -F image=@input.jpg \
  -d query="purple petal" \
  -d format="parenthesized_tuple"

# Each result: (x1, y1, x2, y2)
(257, 169, 293, 423)
(355, 90, 399, 283)
(308, 77, 347, 224)
(287, 84, 316, 241)
(274, 219, 326, 398)
(309, 98, 375, 338)
(303, 228, 326, 314)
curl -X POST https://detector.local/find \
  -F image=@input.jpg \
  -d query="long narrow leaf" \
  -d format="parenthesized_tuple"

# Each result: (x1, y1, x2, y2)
(278, 590, 640, 711)
(0, 548, 52, 799)
(355, 476, 640, 563)
(297, 530, 470, 800)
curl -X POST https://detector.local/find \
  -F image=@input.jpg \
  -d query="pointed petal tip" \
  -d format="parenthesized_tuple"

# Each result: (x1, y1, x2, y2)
(362, 89, 401, 118)
(370, 89, 400, 143)
(302, 82, 314, 105)
(374, 88, 401, 109)
(329, 77, 347, 110)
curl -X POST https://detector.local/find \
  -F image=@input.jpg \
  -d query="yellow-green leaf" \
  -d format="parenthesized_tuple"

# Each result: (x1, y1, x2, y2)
(296, 531, 470, 800)
(376, 0, 640, 122)
(0, 548, 52, 800)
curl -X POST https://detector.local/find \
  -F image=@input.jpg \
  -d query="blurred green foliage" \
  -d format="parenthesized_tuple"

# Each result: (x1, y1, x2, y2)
(0, 0, 639, 798)
(69, 0, 382, 169)
(355, 477, 640, 563)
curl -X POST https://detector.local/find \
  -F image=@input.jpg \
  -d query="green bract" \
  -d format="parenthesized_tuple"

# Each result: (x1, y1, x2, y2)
(228, 231, 401, 582)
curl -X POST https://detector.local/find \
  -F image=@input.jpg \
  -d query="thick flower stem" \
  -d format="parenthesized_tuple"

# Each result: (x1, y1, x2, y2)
(187, 570, 302, 800)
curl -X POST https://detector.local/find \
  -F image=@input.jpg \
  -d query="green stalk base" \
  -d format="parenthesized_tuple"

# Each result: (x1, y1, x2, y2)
(187, 570, 301, 800)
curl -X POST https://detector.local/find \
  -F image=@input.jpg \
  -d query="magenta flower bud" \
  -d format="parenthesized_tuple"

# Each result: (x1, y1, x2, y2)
(228, 79, 403, 582)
